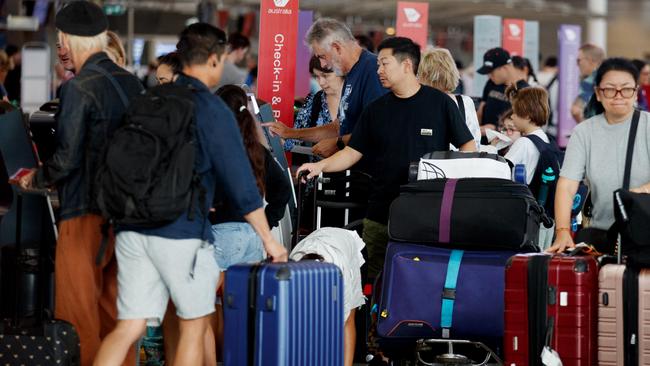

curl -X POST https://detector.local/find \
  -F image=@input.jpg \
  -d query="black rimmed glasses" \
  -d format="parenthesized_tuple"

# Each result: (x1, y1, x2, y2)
(597, 86, 638, 99)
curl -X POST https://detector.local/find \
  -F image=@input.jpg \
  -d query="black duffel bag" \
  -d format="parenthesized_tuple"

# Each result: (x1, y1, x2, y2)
(388, 178, 544, 251)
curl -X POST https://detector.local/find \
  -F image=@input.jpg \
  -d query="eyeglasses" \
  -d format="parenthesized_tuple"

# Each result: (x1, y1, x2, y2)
(597, 87, 637, 99)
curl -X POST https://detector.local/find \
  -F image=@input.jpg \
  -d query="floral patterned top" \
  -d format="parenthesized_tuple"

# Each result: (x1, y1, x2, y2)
(283, 91, 334, 151)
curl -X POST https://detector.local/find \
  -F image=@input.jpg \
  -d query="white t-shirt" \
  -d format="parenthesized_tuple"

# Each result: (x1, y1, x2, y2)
(505, 128, 549, 184)
(289, 228, 366, 321)
(450, 94, 481, 150)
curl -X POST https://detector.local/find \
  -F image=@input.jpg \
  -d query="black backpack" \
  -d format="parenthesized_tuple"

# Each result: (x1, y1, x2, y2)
(525, 134, 563, 218)
(96, 83, 202, 228)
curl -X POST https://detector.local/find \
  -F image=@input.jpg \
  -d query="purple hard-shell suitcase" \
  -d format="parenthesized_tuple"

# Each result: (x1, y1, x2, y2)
(376, 242, 515, 345)
(223, 261, 344, 366)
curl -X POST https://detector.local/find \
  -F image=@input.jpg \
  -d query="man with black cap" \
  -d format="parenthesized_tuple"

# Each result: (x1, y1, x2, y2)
(476, 47, 529, 138)
(13, 2, 143, 365)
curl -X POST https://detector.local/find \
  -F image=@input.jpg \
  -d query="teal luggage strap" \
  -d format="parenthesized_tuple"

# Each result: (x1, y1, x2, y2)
(440, 249, 463, 338)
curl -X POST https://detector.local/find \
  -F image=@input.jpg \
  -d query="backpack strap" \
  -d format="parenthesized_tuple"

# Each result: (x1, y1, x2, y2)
(85, 63, 129, 108)
(455, 95, 466, 121)
(524, 133, 550, 153)
(623, 109, 641, 190)
(309, 90, 324, 128)
(545, 74, 558, 90)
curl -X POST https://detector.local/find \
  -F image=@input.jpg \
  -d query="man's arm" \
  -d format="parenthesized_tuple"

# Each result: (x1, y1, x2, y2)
(311, 132, 353, 158)
(296, 146, 363, 180)
(263, 120, 339, 143)
(32, 81, 88, 188)
(458, 140, 477, 152)
(571, 97, 585, 123)
(244, 207, 288, 262)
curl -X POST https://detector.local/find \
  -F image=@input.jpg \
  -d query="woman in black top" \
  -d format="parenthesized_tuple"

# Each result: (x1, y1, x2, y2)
(212, 85, 291, 272)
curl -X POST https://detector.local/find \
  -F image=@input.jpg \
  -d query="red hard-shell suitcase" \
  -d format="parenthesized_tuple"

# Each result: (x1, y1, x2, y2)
(598, 265, 650, 366)
(504, 253, 598, 366)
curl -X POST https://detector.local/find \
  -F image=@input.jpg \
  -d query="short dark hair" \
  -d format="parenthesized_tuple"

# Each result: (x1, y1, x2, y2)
(377, 37, 421, 75)
(228, 33, 250, 52)
(543, 56, 558, 68)
(176, 23, 227, 67)
(157, 52, 183, 75)
(355, 34, 375, 53)
(308, 55, 333, 74)
(632, 59, 647, 75)
(590, 57, 640, 114)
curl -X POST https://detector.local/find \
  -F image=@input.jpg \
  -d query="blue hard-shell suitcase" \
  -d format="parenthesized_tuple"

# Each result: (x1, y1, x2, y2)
(223, 261, 344, 366)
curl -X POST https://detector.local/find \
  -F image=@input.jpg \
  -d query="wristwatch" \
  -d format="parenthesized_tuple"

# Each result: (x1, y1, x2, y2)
(336, 137, 345, 150)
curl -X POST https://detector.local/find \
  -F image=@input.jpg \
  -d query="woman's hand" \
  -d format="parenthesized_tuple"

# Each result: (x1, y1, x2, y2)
(262, 121, 294, 139)
(545, 230, 575, 253)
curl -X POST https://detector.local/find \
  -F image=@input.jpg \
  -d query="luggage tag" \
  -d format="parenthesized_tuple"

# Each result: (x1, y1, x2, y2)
(541, 346, 563, 366)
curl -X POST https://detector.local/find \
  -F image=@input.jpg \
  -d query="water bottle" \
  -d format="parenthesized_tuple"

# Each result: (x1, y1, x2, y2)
(537, 167, 556, 207)
(514, 164, 526, 184)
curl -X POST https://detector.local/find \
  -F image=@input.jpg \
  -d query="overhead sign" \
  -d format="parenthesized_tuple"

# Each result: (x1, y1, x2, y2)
(257, 0, 299, 128)
(502, 18, 525, 57)
(557, 25, 582, 147)
(473, 15, 502, 97)
(396, 1, 429, 49)
(524, 21, 539, 73)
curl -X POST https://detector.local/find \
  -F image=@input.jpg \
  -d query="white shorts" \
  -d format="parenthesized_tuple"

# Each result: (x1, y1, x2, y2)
(115, 231, 220, 325)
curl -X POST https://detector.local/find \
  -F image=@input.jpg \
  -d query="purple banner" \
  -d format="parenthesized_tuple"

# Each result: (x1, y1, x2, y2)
(557, 25, 581, 147)
(295, 10, 313, 98)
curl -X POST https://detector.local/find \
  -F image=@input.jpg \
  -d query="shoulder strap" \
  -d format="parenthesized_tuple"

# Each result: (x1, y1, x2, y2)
(455, 95, 466, 121)
(524, 134, 549, 153)
(545, 74, 558, 90)
(623, 109, 641, 190)
(85, 63, 129, 108)
(309, 90, 324, 128)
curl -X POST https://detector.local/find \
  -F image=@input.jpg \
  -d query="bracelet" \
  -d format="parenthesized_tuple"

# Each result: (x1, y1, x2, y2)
(555, 227, 571, 233)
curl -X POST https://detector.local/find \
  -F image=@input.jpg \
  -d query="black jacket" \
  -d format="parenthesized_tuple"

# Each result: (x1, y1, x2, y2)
(33, 52, 144, 220)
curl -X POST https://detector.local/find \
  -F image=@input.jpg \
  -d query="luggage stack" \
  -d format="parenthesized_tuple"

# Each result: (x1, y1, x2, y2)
(371, 152, 545, 363)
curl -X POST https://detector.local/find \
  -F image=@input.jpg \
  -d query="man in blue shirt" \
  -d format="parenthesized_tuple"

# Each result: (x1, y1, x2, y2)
(264, 18, 387, 158)
(94, 23, 287, 366)
(571, 43, 605, 123)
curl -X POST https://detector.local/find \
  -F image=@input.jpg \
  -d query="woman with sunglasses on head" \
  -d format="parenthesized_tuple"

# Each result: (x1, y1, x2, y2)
(547, 58, 650, 254)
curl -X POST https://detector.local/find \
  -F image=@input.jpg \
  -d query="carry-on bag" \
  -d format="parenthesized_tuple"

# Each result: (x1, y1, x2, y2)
(414, 151, 512, 181)
(0, 193, 80, 365)
(376, 242, 516, 345)
(223, 261, 344, 366)
(388, 178, 544, 251)
(504, 253, 598, 366)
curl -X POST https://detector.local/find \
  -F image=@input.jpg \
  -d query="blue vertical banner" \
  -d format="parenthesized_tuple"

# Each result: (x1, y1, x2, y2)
(473, 15, 502, 97)
(557, 25, 581, 147)
(295, 10, 313, 98)
(524, 21, 539, 73)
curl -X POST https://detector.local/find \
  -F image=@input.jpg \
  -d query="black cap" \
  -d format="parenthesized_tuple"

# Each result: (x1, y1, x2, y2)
(477, 47, 512, 75)
(55, 1, 108, 37)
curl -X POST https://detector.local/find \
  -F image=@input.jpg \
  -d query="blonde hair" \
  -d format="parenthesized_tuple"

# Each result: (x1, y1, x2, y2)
(418, 48, 460, 93)
(105, 31, 126, 66)
(60, 31, 108, 56)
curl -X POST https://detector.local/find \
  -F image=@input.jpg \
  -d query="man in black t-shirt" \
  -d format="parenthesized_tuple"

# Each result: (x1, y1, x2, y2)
(297, 37, 476, 278)
(476, 47, 530, 138)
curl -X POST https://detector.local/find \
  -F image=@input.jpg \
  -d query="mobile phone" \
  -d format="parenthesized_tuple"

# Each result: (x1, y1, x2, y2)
(9, 167, 33, 184)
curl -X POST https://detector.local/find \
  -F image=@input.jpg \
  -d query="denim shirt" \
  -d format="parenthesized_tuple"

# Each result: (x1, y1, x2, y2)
(33, 52, 144, 220)
(131, 74, 263, 242)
